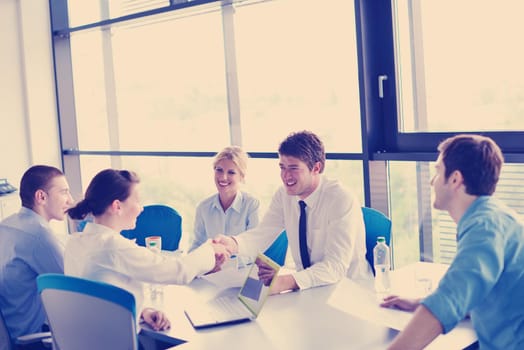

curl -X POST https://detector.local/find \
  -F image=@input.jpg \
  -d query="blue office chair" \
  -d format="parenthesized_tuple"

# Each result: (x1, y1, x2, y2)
(76, 215, 93, 232)
(121, 204, 182, 251)
(361, 207, 392, 275)
(0, 307, 52, 350)
(263, 230, 288, 266)
(37, 273, 138, 350)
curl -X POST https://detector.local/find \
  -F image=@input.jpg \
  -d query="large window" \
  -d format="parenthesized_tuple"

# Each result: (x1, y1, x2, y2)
(234, 0, 362, 152)
(381, 0, 524, 267)
(52, 0, 524, 268)
(394, 0, 524, 133)
(55, 0, 365, 252)
(70, 8, 229, 151)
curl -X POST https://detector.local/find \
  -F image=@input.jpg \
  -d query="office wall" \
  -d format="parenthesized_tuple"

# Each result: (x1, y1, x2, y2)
(0, 0, 61, 185)
(0, 0, 30, 183)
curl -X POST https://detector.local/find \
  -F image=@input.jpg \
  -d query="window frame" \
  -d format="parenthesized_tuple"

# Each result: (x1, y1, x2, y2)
(49, 0, 524, 265)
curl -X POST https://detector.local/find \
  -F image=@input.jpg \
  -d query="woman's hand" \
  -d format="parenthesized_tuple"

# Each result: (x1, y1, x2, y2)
(207, 241, 231, 273)
(212, 234, 238, 255)
(141, 308, 171, 331)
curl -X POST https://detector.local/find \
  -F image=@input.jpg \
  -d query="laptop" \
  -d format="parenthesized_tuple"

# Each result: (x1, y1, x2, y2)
(184, 253, 280, 329)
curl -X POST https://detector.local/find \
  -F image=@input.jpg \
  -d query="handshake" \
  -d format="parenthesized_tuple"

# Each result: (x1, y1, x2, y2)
(206, 234, 238, 273)
(207, 235, 277, 289)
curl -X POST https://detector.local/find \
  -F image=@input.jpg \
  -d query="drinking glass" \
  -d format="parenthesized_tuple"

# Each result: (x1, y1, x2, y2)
(414, 265, 433, 296)
(145, 236, 163, 299)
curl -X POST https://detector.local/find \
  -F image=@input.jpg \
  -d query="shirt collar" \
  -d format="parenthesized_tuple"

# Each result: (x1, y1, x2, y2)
(19, 206, 50, 227)
(212, 191, 243, 213)
(82, 222, 118, 236)
(297, 176, 323, 209)
(457, 195, 491, 237)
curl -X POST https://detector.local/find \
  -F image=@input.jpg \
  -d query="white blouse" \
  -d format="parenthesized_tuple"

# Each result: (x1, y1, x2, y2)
(65, 222, 215, 312)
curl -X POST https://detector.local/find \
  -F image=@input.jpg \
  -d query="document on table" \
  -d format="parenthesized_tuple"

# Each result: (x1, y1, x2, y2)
(328, 261, 449, 329)
(328, 276, 477, 349)
(327, 278, 413, 330)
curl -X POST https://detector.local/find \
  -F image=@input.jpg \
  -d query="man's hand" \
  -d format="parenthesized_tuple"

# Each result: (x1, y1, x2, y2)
(141, 308, 170, 331)
(212, 234, 239, 255)
(269, 275, 299, 295)
(207, 242, 231, 273)
(380, 295, 421, 312)
(255, 257, 276, 287)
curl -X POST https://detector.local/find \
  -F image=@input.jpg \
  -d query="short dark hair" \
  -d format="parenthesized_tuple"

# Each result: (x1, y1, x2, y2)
(20, 165, 64, 209)
(278, 131, 326, 173)
(68, 169, 140, 220)
(438, 134, 503, 196)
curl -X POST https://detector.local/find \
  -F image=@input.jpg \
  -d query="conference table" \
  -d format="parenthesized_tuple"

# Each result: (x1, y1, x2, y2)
(141, 262, 477, 350)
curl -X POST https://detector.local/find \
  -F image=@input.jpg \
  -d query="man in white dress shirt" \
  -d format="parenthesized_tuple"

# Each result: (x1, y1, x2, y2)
(215, 131, 372, 294)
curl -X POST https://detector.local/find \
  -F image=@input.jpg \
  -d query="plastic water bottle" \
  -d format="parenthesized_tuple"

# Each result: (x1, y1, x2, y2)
(373, 236, 391, 294)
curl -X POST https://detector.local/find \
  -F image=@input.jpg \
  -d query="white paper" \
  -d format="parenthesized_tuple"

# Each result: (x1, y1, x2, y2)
(327, 264, 478, 349)
(327, 278, 413, 330)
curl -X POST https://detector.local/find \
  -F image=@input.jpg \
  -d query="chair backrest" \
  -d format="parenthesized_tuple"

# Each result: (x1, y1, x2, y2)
(0, 308, 13, 350)
(263, 231, 288, 266)
(76, 216, 92, 232)
(361, 207, 392, 275)
(37, 273, 138, 350)
(121, 204, 182, 251)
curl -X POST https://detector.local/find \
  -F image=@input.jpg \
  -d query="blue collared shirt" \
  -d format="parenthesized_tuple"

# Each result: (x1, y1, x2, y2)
(0, 207, 64, 339)
(189, 191, 259, 252)
(422, 196, 524, 349)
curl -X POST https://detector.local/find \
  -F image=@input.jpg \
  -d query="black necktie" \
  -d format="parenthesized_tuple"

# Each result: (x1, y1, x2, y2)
(298, 200, 310, 269)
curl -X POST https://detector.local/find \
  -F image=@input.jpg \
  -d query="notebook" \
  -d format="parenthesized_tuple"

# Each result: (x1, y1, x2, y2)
(184, 253, 280, 329)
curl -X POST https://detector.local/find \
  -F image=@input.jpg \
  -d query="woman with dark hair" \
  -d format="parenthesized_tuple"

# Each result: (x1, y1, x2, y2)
(65, 169, 229, 332)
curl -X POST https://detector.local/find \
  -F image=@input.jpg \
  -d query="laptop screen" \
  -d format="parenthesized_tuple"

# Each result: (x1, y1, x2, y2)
(238, 253, 280, 316)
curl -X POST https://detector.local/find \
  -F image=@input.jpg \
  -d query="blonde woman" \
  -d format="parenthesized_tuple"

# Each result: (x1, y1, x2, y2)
(189, 146, 260, 252)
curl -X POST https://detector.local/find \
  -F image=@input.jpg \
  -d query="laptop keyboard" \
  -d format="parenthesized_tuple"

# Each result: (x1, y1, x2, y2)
(207, 296, 252, 320)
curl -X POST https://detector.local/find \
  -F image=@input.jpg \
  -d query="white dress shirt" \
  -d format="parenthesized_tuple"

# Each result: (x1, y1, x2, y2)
(64, 222, 215, 312)
(235, 176, 372, 290)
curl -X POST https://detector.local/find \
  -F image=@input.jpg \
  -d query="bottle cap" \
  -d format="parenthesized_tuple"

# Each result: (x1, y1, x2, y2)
(377, 236, 386, 243)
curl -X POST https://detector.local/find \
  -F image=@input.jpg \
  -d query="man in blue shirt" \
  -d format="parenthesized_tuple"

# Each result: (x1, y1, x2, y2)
(0, 165, 73, 343)
(381, 134, 524, 349)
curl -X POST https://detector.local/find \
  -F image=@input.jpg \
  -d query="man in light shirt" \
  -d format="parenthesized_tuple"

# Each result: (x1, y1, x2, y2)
(215, 131, 372, 294)
(0, 165, 73, 344)
(382, 134, 524, 349)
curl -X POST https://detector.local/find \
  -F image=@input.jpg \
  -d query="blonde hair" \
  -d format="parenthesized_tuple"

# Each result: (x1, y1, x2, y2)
(213, 146, 248, 179)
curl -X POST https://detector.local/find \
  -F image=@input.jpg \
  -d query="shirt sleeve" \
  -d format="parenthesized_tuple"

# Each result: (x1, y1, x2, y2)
(112, 238, 215, 284)
(293, 189, 356, 290)
(31, 227, 64, 274)
(421, 216, 505, 333)
(236, 190, 284, 258)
